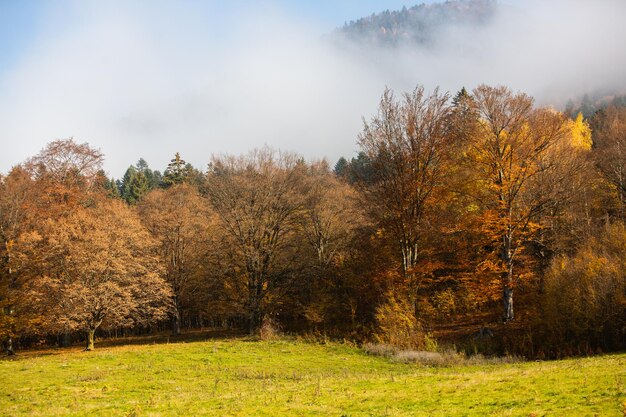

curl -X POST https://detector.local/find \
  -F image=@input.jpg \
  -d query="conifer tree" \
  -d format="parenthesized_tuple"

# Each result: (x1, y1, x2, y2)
(163, 153, 189, 187)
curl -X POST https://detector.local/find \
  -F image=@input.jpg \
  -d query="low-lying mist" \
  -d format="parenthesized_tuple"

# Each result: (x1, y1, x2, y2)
(0, 0, 624, 176)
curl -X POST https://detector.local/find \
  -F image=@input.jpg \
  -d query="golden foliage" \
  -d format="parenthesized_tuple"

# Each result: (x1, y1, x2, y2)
(566, 113, 592, 150)
(374, 294, 427, 349)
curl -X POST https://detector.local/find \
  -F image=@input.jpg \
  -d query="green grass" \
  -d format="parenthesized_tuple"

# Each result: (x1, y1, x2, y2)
(1, 337, 625, 416)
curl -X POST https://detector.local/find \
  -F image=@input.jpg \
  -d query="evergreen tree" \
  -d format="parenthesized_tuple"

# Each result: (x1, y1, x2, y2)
(128, 171, 149, 204)
(350, 151, 374, 184)
(120, 165, 137, 202)
(334, 157, 349, 177)
(120, 166, 149, 204)
(148, 170, 163, 189)
(452, 86, 470, 107)
(613, 95, 626, 108)
(105, 178, 120, 199)
(163, 152, 190, 187)
(136, 158, 162, 189)
(565, 99, 576, 119)
(136, 158, 149, 172)
(580, 94, 596, 119)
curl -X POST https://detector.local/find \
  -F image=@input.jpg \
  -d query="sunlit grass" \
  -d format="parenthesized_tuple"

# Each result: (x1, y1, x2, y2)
(1, 337, 625, 416)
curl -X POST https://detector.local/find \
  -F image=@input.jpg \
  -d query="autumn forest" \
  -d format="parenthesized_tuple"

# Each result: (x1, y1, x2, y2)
(2, 84, 626, 359)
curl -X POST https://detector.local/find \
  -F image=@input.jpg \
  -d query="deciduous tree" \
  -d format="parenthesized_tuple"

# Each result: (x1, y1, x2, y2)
(13, 199, 172, 350)
(205, 149, 305, 333)
(356, 86, 453, 312)
(139, 184, 214, 334)
(468, 85, 575, 322)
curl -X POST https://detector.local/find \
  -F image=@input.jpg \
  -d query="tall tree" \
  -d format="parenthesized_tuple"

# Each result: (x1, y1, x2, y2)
(468, 85, 575, 322)
(136, 158, 163, 189)
(1, 139, 106, 352)
(592, 106, 626, 218)
(25, 138, 104, 186)
(205, 148, 304, 333)
(356, 86, 453, 308)
(301, 163, 364, 270)
(333, 157, 349, 178)
(163, 153, 190, 187)
(299, 161, 366, 325)
(0, 168, 34, 355)
(139, 184, 214, 334)
(120, 166, 149, 204)
(13, 199, 172, 350)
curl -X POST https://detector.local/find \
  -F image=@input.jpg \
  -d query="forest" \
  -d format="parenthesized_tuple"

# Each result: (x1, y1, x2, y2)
(2, 84, 626, 359)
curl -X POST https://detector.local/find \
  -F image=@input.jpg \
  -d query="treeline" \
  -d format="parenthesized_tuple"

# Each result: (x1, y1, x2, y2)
(2, 84, 626, 358)
(339, 0, 495, 46)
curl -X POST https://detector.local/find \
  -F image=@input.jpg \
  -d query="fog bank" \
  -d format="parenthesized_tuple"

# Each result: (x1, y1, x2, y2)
(0, 0, 624, 176)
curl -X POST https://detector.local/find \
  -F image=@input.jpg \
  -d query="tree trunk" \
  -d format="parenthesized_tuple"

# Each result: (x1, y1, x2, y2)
(502, 230, 515, 322)
(4, 337, 14, 356)
(171, 297, 181, 336)
(503, 287, 514, 322)
(60, 332, 71, 348)
(172, 310, 181, 336)
(85, 329, 95, 351)
(247, 271, 264, 334)
(248, 304, 262, 335)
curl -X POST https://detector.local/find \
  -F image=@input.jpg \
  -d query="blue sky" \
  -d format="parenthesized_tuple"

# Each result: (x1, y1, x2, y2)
(0, 0, 43, 74)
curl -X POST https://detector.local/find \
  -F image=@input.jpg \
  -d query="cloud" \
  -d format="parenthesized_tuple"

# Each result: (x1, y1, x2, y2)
(1, 0, 625, 176)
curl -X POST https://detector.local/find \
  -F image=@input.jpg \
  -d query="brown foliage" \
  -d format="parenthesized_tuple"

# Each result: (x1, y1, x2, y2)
(12, 197, 172, 349)
(357, 86, 453, 283)
(205, 148, 307, 333)
(467, 85, 582, 321)
(2, 89, 626, 358)
(138, 184, 215, 334)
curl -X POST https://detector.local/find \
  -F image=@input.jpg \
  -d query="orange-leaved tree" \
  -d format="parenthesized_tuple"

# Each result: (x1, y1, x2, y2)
(13, 198, 172, 350)
(467, 85, 580, 322)
(138, 183, 214, 335)
(355, 86, 454, 320)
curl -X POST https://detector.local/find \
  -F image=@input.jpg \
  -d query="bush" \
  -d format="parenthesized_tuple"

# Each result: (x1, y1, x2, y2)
(374, 295, 429, 349)
(536, 223, 626, 357)
(362, 342, 519, 367)
(259, 316, 283, 341)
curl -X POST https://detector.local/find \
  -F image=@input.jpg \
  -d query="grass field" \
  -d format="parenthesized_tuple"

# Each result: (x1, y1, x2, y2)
(1, 337, 625, 416)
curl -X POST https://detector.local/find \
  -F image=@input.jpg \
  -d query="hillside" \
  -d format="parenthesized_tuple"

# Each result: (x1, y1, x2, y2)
(1, 337, 624, 416)
(337, 0, 496, 46)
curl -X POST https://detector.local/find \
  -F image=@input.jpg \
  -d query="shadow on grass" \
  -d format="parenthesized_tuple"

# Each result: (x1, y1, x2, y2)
(1, 328, 248, 360)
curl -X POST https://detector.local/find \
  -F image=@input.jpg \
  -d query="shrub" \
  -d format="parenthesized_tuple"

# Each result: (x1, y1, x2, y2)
(374, 295, 429, 349)
(536, 223, 626, 357)
(259, 316, 283, 341)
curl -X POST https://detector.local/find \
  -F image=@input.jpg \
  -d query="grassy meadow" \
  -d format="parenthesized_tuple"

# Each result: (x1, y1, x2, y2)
(1, 337, 625, 416)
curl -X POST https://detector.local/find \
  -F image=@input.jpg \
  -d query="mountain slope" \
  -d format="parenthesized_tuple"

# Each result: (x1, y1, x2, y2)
(338, 0, 496, 47)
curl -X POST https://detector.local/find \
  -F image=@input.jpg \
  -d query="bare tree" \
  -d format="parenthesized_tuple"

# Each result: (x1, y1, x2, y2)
(356, 86, 453, 307)
(205, 148, 304, 333)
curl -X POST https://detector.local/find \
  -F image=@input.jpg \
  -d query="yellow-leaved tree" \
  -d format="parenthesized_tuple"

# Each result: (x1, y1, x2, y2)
(467, 85, 584, 322)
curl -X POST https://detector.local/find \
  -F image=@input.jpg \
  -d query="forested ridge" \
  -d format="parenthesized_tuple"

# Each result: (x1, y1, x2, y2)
(338, 0, 495, 46)
(2, 84, 626, 359)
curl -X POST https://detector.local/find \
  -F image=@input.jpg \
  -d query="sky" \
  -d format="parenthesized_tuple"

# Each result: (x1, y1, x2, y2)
(0, 0, 625, 177)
